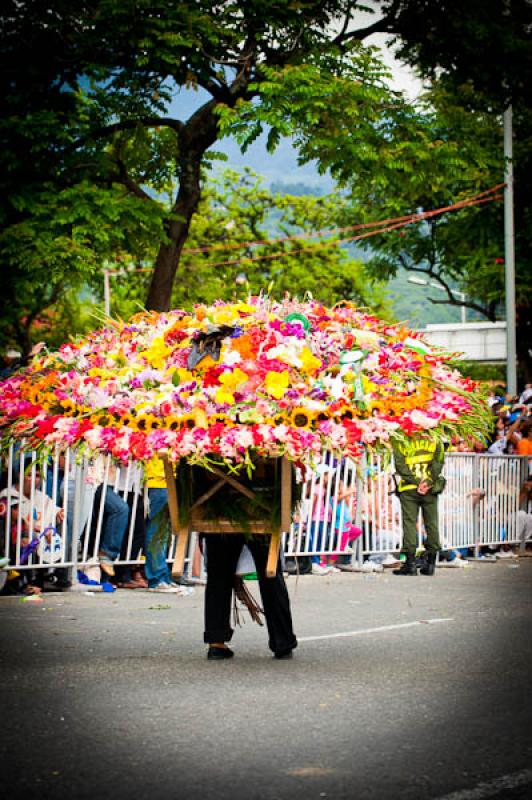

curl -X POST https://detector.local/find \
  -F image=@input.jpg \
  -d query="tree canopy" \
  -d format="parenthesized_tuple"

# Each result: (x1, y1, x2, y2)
(0, 0, 442, 316)
(2, 0, 531, 380)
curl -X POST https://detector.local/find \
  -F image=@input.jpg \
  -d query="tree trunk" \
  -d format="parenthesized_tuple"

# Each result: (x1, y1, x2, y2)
(145, 100, 223, 311)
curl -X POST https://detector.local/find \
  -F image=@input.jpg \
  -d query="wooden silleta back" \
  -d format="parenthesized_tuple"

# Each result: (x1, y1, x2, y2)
(163, 456, 293, 578)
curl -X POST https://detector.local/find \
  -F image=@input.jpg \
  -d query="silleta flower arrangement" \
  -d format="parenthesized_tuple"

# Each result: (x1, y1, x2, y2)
(0, 297, 492, 469)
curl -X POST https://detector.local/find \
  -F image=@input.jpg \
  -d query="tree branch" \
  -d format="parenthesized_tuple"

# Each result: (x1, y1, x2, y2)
(428, 296, 495, 321)
(77, 116, 184, 147)
(114, 157, 153, 202)
(334, 0, 401, 45)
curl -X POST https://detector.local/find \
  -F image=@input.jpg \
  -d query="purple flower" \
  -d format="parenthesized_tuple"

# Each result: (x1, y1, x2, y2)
(285, 389, 301, 400)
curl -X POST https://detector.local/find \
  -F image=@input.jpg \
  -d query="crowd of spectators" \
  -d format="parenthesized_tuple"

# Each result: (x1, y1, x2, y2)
(0, 451, 204, 597)
(484, 384, 532, 455)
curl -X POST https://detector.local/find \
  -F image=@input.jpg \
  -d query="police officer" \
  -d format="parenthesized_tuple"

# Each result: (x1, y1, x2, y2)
(392, 435, 446, 576)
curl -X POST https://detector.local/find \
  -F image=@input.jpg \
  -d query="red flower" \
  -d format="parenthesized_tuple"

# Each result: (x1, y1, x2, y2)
(203, 366, 223, 387)
(35, 416, 61, 437)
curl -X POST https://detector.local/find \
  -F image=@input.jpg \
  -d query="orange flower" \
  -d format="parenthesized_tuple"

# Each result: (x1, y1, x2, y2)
(230, 334, 255, 360)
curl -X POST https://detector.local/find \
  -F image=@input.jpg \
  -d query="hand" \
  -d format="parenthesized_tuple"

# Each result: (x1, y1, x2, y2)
(56, 508, 65, 523)
(417, 481, 431, 495)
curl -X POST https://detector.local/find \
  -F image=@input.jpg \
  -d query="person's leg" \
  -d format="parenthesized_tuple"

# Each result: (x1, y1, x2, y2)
(421, 494, 441, 553)
(145, 488, 170, 588)
(116, 493, 147, 586)
(393, 492, 419, 576)
(203, 534, 242, 645)
(309, 520, 326, 564)
(518, 510, 532, 552)
(418, 494, 440, 575)
(248, 536, 298, 656)
(100, 488, 129, 559)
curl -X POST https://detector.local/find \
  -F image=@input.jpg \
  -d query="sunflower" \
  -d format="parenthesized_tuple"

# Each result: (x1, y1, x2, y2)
(270, 412, 288, 426)
(209, 413, 234, 426)
(289, 407, 315, 429)
(134, 414, 162, 432)
(90, 412, 112, 427)
(331, 404, 355, 421)
(164, 415, 182, 432)
(27, 387, 42, 406)
(60, 398, 77, 415)
(179, 412, 200, 430)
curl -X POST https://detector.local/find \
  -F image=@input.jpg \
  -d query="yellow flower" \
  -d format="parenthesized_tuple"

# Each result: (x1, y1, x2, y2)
(219, 368, 249, 391)
(176, 367, 194, 383)
(264, 370, 290, 399)
(233, 302, 255, 314)
(141, 336, 172, 370)
(215, 387, 235, 405)
(210, 307, 239, 326)
(299, 347, 321, 375)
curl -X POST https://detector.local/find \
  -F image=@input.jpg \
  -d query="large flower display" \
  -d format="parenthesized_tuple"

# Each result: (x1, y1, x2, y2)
(0, 297, 491, 468)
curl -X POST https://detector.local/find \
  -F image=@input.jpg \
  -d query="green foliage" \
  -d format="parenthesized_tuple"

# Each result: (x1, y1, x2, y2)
(390, 0, 532, 108)
(0, 181, 166, 354)
(455, 361, 507, 384)
(106, 169, 390, 317)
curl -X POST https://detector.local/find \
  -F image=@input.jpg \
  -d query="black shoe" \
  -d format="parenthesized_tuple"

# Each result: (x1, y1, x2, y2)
(419, 552, 437, 576)
(393, 554, 417, 576)
(53, 579, 72, 591)
(274, 648, 294, 660)
(296, 558, 312, 575)
(207, 646, 234, 660)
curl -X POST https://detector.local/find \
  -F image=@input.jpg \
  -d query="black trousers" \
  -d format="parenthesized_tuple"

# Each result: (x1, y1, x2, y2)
(203, 534, 297, 654)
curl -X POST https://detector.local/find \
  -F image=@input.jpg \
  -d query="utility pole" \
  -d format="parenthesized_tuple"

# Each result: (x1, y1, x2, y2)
(504, 105, 517, 394)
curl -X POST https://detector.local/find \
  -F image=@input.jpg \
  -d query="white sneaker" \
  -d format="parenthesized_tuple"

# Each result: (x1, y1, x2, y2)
(496, 550, 516, 559)
(361, 561, 383, 573)
(311, 563, 332, 575)
(148, 582, 180, 593)
(382, 554, 401, 567)
(454, 558, 469, 567)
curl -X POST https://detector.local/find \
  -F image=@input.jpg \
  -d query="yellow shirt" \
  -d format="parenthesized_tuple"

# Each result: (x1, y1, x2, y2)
(144, 457, 168, 489)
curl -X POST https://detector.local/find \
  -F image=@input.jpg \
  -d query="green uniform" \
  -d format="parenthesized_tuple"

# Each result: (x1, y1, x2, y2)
(393, 437, 445, 556)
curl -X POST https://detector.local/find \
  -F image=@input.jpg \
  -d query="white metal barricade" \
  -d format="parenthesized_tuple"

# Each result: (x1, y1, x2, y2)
(1, 447, 530, 582)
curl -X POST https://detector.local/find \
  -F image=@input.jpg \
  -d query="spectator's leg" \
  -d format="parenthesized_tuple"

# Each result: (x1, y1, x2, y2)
(145, 488, 170, 588)
(100, 488, 129, 559)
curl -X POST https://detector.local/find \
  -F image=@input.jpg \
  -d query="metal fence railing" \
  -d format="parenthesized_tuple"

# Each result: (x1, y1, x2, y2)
(1, 446, 530, 583)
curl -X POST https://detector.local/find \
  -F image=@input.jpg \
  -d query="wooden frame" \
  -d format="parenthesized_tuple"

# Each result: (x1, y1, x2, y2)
(163, 456, 292, 578)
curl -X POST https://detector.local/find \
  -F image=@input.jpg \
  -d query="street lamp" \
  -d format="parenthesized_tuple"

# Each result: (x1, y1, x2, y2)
(407, 276, 467, 324)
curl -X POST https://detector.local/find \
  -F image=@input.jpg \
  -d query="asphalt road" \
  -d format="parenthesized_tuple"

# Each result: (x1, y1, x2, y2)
(1, 560, 531, 800)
